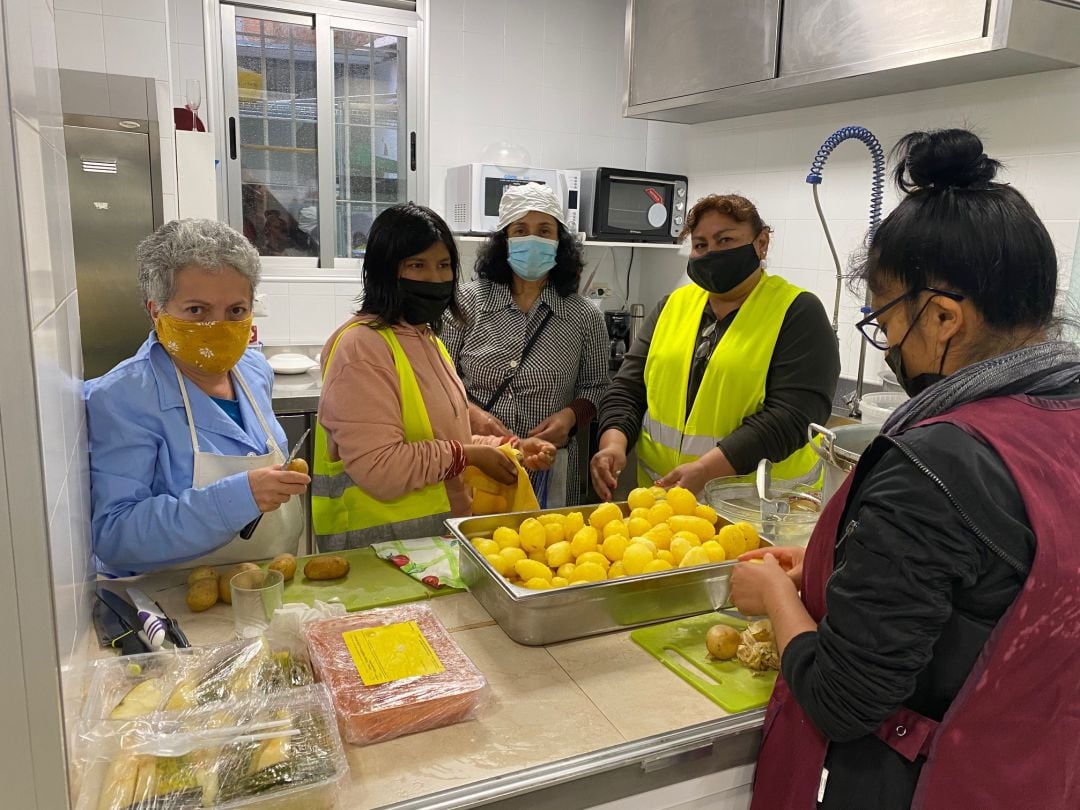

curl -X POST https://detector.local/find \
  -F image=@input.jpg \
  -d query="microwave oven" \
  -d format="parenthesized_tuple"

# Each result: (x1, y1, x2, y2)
(445, 164, 580, 234)
(579, 168, 688, 243)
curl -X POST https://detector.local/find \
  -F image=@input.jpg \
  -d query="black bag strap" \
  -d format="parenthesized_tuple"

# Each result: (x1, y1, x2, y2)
(482, 309, 554, 412)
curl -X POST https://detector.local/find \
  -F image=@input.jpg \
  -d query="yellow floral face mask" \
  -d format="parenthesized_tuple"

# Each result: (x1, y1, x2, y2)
(155, 312, 253, 374)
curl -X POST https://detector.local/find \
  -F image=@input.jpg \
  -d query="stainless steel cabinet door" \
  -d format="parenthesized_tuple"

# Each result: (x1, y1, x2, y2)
(628, 0, 781, 107)
(65, 125, 156, 380)
(780, 0, 990, 77)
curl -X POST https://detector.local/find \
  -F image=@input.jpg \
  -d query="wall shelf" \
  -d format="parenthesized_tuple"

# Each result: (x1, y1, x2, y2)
(455, 235, 683, 249)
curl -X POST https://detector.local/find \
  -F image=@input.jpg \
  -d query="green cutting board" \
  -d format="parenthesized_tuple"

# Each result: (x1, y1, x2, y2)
(631, 613, 778, 713)
(265, 548, 459, 612)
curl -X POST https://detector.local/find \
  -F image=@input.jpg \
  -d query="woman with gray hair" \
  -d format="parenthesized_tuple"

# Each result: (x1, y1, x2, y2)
(85, 219, 308, 575)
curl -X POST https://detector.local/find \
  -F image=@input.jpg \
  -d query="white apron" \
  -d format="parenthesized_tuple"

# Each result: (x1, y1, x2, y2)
(173, 364, 303, 567)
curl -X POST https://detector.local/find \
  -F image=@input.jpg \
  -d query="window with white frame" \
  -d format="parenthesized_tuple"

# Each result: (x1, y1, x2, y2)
(217, 1, 419, 272)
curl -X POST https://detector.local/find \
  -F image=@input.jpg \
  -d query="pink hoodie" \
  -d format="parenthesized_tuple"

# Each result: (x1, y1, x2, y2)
(318, 316, 499, 517)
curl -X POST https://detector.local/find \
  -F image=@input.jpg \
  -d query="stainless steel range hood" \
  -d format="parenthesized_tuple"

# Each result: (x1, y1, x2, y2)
(624, 0, 1080, 124)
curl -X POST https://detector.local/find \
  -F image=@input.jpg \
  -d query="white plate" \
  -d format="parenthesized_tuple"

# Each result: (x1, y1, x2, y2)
(268, 353, 317, 375)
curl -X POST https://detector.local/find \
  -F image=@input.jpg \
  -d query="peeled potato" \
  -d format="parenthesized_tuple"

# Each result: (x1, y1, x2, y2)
(304, 555, 350, 580)
(186, 565, 218, 587)
(705, 624, 741, 660)
(186, 578, 219, 612)
(286, 458, 309, 475)
(268, 553, 297, 582)
(219, 562, 260, 604)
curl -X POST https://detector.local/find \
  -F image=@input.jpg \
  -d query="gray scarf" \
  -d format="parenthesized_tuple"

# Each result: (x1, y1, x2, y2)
(882, 340, 1080, 436)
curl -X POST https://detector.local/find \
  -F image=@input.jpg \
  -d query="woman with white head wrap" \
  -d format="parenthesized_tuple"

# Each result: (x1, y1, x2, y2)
(442, 183, 611, 507)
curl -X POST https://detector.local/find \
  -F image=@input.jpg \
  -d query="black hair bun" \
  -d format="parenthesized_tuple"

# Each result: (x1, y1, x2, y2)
(892, 128, 1000, 193)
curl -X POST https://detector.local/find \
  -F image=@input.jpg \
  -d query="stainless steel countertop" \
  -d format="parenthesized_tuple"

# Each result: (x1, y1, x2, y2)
(265, 345, 323, 414)
(271, 369, 322, 414)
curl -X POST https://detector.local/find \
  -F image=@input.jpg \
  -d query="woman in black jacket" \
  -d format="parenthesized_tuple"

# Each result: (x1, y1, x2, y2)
(730, 128, 1080, 810)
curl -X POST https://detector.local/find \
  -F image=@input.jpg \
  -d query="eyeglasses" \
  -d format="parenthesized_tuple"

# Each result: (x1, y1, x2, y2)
(855, 287, 965, 350)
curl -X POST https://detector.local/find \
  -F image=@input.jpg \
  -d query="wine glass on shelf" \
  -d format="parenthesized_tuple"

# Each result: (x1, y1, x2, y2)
(184, 79, 203, 131)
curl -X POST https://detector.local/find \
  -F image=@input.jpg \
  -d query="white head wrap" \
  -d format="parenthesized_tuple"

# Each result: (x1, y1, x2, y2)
(496, 182, 566, 231)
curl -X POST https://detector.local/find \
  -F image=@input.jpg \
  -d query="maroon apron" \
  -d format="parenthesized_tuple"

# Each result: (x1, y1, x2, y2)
(750, 395, 1080, 810)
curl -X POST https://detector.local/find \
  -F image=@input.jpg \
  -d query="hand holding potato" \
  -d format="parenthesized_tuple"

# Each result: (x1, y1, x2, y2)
(247, 464, 310, 513)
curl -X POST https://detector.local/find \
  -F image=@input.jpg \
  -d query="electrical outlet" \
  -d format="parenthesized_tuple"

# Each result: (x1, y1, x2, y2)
(586, 285, 612, 299)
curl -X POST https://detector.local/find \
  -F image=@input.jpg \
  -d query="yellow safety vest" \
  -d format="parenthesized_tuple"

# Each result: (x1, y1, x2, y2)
(312, 323, 452, 542)
(636, 274, 820, 487)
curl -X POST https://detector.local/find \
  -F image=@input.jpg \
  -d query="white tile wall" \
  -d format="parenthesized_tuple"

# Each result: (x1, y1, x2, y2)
(3, 5, 91, 803)
(255, 280, 360, 346)
(27, 0, 92, 661)
(427, 0, 645, 218)
(641, 67, 1080, 379)
(104, 16, 169, 79)
(54, 10, 106, 72)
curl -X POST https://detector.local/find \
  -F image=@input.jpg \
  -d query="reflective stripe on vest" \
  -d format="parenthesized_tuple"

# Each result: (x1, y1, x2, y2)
(636, 275, 820, 486)
(311, 323, 452, 537)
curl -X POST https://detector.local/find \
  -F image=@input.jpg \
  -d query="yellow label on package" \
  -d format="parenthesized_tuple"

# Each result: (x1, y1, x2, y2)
(343, 621, 445, 686)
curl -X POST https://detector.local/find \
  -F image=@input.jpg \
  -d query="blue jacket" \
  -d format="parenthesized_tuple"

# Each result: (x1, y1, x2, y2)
(85, 332, 288, 575)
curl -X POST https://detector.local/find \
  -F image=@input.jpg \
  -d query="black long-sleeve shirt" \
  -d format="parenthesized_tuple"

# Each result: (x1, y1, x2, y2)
(597, 290, 840, 475)
(782, 381, 1080, 808)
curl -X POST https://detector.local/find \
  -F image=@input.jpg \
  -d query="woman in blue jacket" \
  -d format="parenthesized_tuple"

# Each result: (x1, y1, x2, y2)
(85, 219, 308, 576)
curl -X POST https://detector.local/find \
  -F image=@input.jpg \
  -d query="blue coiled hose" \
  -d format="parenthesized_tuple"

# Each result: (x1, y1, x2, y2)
(805, 125, 887, 416)
(806, 125, 886, 235)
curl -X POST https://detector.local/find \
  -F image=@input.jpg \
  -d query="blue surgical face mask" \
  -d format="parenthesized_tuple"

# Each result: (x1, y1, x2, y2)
(507, 235, 557, 280)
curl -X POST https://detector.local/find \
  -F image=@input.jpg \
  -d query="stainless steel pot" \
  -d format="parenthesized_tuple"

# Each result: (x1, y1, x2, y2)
(808, 422, 883, 504)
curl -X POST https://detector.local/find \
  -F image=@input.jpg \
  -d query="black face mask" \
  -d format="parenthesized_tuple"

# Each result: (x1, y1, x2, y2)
(884, 312, 951, 397)
(399, 278, 454, 325)
(686, 243, 761, 294)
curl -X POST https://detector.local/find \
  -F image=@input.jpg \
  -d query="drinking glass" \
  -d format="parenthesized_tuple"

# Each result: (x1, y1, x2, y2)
(231, 568, 284, 639)
(184, 79, 202, 129)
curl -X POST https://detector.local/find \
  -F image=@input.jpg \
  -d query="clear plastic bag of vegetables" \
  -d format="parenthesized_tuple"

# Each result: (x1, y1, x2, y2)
(72, 684, 348, 810)
(82, 636, 315, 723)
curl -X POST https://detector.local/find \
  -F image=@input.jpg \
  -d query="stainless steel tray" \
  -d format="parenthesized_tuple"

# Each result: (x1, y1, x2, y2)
(445, 504, 770, 646)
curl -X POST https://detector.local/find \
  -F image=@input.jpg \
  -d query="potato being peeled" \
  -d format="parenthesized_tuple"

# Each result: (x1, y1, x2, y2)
(286, 457, 309, 475)
(268, 553, 297, 582)
(705, 624, 741, 660)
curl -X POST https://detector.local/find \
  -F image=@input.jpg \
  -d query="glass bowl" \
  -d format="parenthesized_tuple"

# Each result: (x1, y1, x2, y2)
(702, 478, 823, 548)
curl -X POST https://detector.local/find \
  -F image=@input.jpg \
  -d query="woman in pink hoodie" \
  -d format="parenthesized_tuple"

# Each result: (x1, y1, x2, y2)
(313, 204, 554, 550)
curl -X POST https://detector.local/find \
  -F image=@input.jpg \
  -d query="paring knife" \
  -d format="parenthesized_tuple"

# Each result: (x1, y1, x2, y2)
(155, 596, 190, 648)
(239, 428, 311, 540)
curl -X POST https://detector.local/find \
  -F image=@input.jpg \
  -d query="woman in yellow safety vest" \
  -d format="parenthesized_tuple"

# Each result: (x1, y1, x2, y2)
(590, 194, 840, 500)
(313, 203, 555, 550)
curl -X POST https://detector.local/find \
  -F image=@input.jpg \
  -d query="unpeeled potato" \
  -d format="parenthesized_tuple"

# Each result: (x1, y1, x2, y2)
(186, 578, 219, 612)
(268, 553, 297, 582)
(219, 562, 260, 604)
(304, 555, 350, 580)
(286, 458, 309, 475)
(705, 624, 741, 660)
(186, 565, 218, 587)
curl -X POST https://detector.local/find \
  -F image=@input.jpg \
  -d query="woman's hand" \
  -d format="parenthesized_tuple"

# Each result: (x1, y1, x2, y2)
(465, 444, 518, 485)
(247, 465, 310, 513)
(739, 546, 806, 590)
(468, 403, 512, 438)
(656, 460, 709, 495)
(730, 553, 798, 616)
(518, 437, 557, 471)
(590, 448, 626, 501)
(528, 408, 577, 448)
